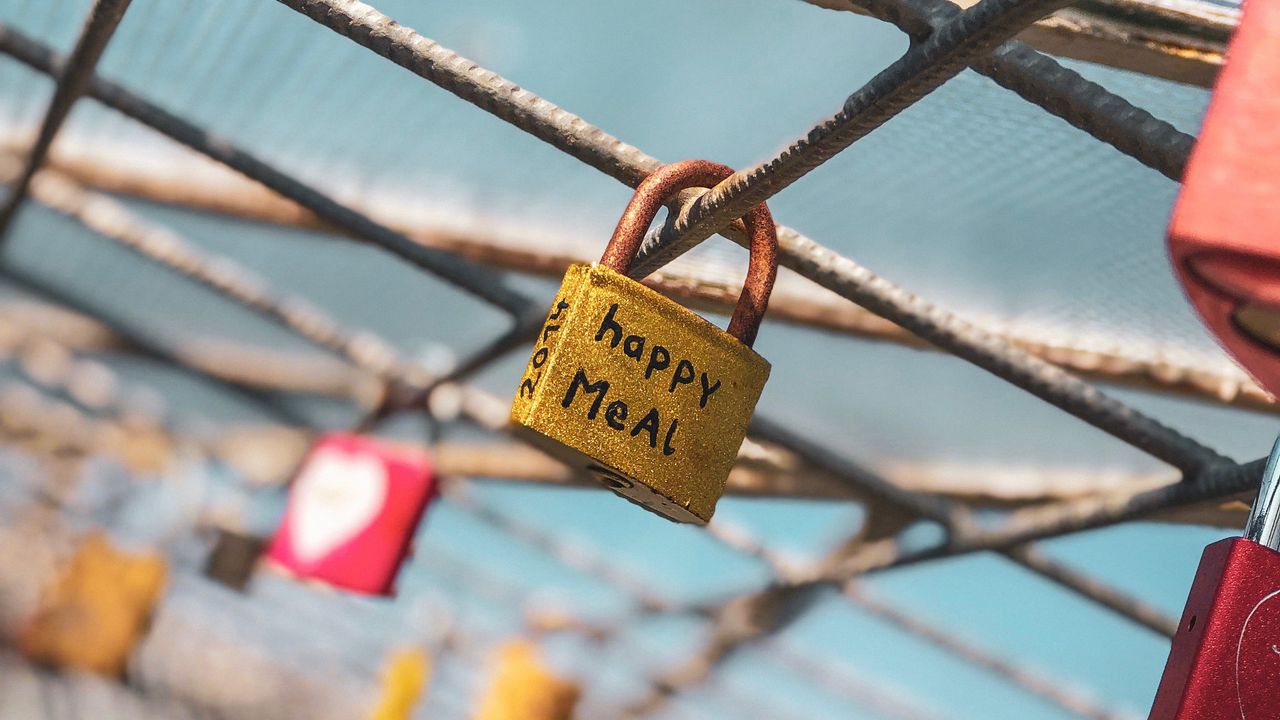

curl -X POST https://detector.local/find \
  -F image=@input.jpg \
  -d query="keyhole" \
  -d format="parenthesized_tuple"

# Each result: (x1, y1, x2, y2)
(588, 465, 633, 491)
(1187, 615, 1197, 632)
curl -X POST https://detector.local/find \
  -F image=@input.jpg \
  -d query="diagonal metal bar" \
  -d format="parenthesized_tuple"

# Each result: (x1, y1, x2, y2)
(0, 23, 529, 314)
(270, 0, 663, 187)
(825, 456, 1263, 579)
(7, 158, 530, 428)
(273, 0, 1190, 198)
(0, 0, 133, 240)
(261, 0, 1221, 475)
(619, 417, 1180, 715)
(759, 228, 1223, 474)
(803, 0, 1233, 89)
(845, 0, 1195, 181)
(630, 0, 1077, 273)
(753, 415, 1180, 637)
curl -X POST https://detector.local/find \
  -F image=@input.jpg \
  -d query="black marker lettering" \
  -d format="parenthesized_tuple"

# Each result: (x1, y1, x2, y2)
(623, 335, 645, 361)
(645, 346, 670, 379)
(669, 359, 695, 393)
(562, 368, 609, 419)
(595, 304, 623, 347)
(698, 373, 721, 409)
(631, 408, 661, 448)
(662, 418, 678, 456)
(605, 400, 629, 430)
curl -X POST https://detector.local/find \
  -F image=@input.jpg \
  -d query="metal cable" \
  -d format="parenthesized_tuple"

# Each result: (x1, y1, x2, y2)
(0, 0, 133, 240)
(0, 24, 530, 315)
(33, 162, 535, 425)
(848, 0, 1194, 181)
(256, 0, 1224, 474)
(630, 0, 1079, 271)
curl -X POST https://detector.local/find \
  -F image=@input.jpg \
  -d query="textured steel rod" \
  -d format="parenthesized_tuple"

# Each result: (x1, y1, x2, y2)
(269, 0, 663, 187)
(763, 229, 1223, 474)
(261, 0, 1223, 475)
(841, 0, 1194, 181)
(629, 0, 1078, 272)
(0, 0, 133, 240)
(0, 24, 528, 314)
(754, 415, 1181, 637)
(1002, 545, 1177, 637)
(274, 0, 1188, 194)
(825, 456, 1263, 579)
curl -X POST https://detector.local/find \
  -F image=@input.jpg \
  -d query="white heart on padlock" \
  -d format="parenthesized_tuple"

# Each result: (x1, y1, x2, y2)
(288, 447, 389, 564)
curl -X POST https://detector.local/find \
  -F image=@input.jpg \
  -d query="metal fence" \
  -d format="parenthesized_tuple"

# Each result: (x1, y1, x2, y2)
(0, 0, 1256, 717)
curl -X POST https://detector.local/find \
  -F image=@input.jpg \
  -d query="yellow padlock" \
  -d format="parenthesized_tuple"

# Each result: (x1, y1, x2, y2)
(510, 160, 777, 524)
(18, 532, 167, 676)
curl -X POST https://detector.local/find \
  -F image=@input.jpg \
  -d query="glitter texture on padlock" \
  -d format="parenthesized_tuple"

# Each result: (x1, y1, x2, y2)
(510, 160, 777, 524)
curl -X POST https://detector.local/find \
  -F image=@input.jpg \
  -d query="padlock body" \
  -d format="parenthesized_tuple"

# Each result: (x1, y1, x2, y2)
(1149, 537, 1280, 719)
(18, 533, 167, 676)
(510, 263, 770, 524)
(1167, 0, 1280, 395)
(265, 432, 436, 596)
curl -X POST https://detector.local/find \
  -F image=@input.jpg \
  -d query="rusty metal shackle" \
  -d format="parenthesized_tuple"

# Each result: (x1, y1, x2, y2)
(600, 160, 778, 348)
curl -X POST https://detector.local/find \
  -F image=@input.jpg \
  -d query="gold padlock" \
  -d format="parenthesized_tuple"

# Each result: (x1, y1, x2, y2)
(510, 160, 777, 524)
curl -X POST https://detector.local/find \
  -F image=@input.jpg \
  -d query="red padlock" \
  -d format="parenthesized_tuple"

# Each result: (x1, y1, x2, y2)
(1167, 0, 1280, 397)
(1152, 1, 1280, 716)
(265, 432, 436, 596)
(1148, 440, 1280, 719)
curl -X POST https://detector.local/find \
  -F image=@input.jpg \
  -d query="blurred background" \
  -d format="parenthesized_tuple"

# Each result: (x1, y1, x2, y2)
(0, 0, 1263, 718)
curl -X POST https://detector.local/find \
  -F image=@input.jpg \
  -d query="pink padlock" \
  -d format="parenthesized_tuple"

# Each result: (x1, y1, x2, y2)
(266, 432, 436, 596)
